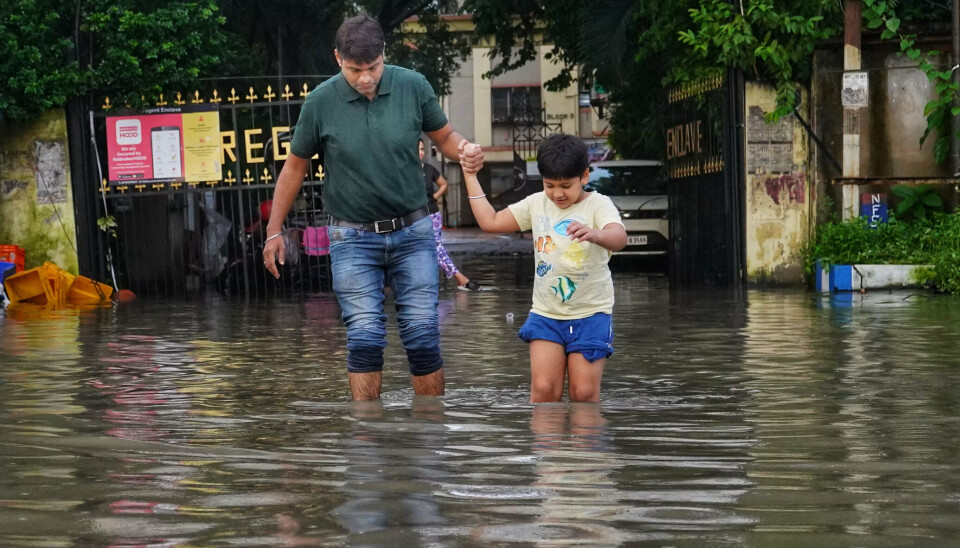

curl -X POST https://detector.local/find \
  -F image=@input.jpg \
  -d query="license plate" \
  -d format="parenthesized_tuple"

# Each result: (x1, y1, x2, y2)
(627, 235, 647, 246)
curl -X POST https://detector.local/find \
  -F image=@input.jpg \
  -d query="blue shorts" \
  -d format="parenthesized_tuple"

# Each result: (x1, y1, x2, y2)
(517, 312, 614, 363)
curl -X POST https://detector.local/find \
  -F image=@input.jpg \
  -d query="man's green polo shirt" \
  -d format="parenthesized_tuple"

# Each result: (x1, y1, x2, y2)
(290, 65, 448, 222)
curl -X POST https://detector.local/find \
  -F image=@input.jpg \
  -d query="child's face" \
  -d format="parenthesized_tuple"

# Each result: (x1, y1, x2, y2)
(542, 169, 590, 209)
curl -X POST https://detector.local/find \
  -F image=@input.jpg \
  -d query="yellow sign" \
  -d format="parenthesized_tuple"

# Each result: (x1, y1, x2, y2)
(182, 110, 222, 182)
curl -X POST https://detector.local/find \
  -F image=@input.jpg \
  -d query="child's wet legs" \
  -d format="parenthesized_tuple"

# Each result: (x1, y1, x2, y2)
(567, 353, 604, 402)
(530, 340, 567, 402)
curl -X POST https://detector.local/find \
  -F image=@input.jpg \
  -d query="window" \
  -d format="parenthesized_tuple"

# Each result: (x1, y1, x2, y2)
(491, 87, 542, 124)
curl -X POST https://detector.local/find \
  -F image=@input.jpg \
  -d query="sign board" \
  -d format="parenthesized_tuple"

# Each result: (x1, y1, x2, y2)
(860, 192, 888, 228)
(106, 104, 221, 185)
(842, 71, 869, 108)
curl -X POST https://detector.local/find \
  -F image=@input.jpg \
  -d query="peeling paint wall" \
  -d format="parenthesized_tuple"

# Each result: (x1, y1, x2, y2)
(0, 109, 78, 273)
(744, 83, 811, 285)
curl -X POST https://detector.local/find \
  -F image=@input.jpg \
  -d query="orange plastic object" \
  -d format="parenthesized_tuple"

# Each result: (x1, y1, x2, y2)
(67, 275, 113, 303)
(0, 245, 25, 272)
(3, 265, 55, 304)
(2, 262, 112, 307)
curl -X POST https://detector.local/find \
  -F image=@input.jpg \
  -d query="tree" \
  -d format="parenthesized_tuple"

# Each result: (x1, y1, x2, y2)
(385, 7, 471, 97)
(463, 0, 954, 160)
(0, 1, 230, 120)
(82, 1, 229, 106)
(0, 1, 81, 120)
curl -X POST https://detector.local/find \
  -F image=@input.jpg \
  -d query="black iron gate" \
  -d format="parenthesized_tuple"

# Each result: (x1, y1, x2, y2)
(76, 77, 334, 299)
(664, 71, 745, 287)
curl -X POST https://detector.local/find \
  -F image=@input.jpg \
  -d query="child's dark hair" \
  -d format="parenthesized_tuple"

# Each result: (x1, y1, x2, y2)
(536, 134, 589, 179)
(335, 14, 385, 64)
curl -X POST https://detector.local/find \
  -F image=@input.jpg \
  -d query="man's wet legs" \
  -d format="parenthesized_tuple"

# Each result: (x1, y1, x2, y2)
(329, 226, 389, 401)
(349, 371, 383, 401)
(411, 368, 444, 396)
(389, 217, 444, 395)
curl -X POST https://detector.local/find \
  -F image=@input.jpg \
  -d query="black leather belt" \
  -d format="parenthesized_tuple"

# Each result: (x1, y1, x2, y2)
(328, 206, 430, 234)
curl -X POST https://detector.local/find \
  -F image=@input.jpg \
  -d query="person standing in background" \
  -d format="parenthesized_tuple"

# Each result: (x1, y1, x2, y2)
(420, 140, 488, 292)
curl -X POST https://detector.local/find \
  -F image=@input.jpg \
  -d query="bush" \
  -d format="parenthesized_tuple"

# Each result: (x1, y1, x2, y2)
(808, 212, 960, 293)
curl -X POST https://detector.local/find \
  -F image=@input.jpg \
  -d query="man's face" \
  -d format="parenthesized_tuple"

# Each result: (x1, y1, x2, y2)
(419, 141, 426, 160)
(542, 169, 589, 209)
(335, 51, 384, 100)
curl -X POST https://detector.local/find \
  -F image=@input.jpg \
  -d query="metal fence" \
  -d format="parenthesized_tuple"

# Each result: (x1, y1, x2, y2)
(89, 76, 333, 299)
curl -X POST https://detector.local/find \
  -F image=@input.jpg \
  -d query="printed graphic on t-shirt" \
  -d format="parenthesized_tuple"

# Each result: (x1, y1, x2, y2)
(553, 219, 574, 235)
(536, 235, 556, 254)
(561, 240, 587, 270)
(550, 275, 577, 303)
(536, 260, 553, 277)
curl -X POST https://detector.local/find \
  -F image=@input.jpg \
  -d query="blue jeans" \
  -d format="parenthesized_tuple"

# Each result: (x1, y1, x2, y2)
(328, 215, 442, 375)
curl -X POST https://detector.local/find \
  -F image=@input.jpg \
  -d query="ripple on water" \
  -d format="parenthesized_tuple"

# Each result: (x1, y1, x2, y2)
(4, 275, 960, 545)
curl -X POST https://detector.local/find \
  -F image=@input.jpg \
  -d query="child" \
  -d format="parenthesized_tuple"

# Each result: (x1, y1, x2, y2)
(459, 134, 627, 402)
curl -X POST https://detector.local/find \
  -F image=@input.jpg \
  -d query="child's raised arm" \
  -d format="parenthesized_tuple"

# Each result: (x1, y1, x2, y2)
(460, 143, 521, 233)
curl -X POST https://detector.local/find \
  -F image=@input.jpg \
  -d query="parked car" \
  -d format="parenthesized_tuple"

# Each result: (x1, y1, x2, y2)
(586, 160, 668, 256)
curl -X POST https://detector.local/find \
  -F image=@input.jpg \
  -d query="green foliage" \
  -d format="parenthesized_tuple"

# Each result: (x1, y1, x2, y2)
(676, 0, 839, 121)
(810, 212, 960, 293)
(97, 215, 118, 238)
(0, 1, 81, 120)
(86, 1, 228, 108)
(464, 0, 954, 160)
(463, 0, 670, 157)
(862, 0, 957, 163)
(891, 185, 943, 222)
(0, 1, 230, 120)
(386, 7, 472, 97)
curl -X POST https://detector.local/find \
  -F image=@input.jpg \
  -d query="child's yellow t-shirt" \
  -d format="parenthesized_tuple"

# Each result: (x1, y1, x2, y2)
(508, 191, 624, 320)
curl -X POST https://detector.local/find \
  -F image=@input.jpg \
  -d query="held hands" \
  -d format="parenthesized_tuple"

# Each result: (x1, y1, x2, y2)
(262, 233, 285, 279)
(566, 221, 600, 244)
(457, 139, 484, 174)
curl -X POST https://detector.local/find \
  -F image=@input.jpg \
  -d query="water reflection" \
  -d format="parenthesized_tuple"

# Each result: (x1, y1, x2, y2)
(2, 267, 960, 545)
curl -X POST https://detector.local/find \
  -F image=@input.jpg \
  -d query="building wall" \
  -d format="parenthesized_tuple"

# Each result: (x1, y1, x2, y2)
(0, 109, 79, 273)
(743, 83, 811, 285)
(810, 40, 953, 220)
(539, 45, 579, 137)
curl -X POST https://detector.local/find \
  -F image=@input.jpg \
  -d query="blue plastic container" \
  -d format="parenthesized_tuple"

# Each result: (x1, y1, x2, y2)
(0, 261, 14, 284)
(1, 261, 14, 301)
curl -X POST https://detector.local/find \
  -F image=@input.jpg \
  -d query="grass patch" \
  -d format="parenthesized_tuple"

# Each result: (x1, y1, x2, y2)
(808, 212, 960, 293)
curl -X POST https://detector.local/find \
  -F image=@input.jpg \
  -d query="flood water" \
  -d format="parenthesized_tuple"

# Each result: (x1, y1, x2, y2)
(2, 258, 960, 546)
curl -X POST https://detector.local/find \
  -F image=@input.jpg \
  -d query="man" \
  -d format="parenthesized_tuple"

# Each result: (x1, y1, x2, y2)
(262, 14, 483, 401)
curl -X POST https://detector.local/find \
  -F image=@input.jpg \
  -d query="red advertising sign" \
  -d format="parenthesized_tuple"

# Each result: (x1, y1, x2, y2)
(106, 105, 220, 185)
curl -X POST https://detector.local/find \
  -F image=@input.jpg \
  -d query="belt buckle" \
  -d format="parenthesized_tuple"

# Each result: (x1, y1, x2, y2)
(374, 218, 398, 233)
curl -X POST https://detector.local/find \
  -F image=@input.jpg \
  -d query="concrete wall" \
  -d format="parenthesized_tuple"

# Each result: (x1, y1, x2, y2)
(744, 83, 812, 285)
(810, 40, 953, 218)
(0, 109, 78, 273)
